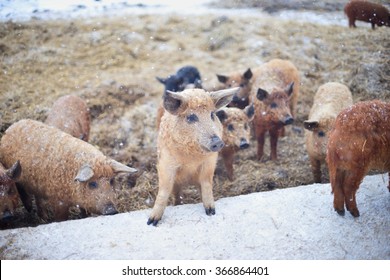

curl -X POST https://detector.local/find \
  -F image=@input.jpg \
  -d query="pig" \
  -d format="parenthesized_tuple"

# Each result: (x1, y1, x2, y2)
(156, 65, 202, 93)
(251, 59, 300, 161)
(0, 119, 137, 222)
(216, 68, 253, 109)
(156, 65, 203, 129)
(0, 161, 21, 221)
(304, 82, 353, 183)
(326, 100, 390, 217)
(344, 0, 390, 29)
(216, 104, 255, 181)
(147, 87, 238, 226)
(45, 94, 91, 142)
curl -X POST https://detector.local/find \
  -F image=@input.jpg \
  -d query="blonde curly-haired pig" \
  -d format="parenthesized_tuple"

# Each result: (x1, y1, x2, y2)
(216, 104, 255, 181)
(0, 160, 21, 221)
(304, 82, 353, 183)
(0, 119, 137, 222)
(147, 88, 238, 226)
(45, 94, 90, 142)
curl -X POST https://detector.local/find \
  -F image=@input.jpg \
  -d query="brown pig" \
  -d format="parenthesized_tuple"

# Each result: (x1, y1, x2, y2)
(216, 68, 253, 109)
(0, 119, 137, 222)
(216, 104, 255, 181)
(251, 59, 300, 161)
(147, 87, 238, 226)
(0, 161, 21, 221)
(45, 94, 91, 141)
(304, 82, 353, 183)
(326, 100, 390, 217)
(344, 0, 390, 29)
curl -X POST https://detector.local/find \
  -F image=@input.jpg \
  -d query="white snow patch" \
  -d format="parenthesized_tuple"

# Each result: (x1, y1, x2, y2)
(1, 174, 389, 260)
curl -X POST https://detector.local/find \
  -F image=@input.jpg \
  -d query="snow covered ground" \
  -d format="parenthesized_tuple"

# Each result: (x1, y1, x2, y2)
(0, 0, 346, 26)
(1, 173, 389, 260)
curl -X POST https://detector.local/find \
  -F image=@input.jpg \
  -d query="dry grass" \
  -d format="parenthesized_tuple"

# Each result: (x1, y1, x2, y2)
(0, 1, 389, 228)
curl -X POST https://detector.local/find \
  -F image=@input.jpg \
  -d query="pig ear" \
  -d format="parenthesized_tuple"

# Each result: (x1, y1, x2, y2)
(216, 74, 228, 84)
(75, 164, 94, 182)
(285, 82, 294, 96)
(244, 103, 255, 121)
(163, 90, 187, 115)
(303, 120, 319, 131)
(156, 77, 166, 85)
(243, 68, 253, 80)
(210, 87, 239, 109)
(6, 160, 22, 181)
(216, 110, 228, 123)
(256, 88, 269, 101)
(110, 160, 137, 174)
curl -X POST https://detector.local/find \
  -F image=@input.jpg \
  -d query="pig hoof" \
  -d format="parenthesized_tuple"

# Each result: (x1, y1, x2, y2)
(205, 207, 216, 216)
(147, 217, 160, 226)
(335, 209, 345, 216)
(349, 210, 360, 218)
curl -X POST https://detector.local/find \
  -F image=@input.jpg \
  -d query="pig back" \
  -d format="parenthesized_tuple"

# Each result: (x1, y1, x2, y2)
(0, 119, 112, 199)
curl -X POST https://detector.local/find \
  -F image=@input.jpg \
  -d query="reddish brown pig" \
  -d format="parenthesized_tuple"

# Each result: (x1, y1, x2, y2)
(216, 104, 255, 181)
(251, 59, 300, 161)
(45, 95, 90, 141)
(147, 87, 238, 226)
(344, 0, 390, 29)
(0, 161, 21, 221)
(0, 119, 137, 222)
(304, 82, 353, 183)
(216, 68, 254, 109)
(326, 100, 390, 217)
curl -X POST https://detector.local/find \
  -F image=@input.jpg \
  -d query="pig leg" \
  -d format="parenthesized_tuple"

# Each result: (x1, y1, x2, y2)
(147, 165, 176, 226)
(256, 130, 266, 161)
(332, 168, 346, 216)
(199, 157, 217, 216)
(269, 128, 279, 161)
(221, 148, 235, 181)
(35, 198, 50, 221)
(388, 173, 390, 192)
(343, 171, 364, 217)
(16, 183, 33, 213)
(53, 202, 70, 221)
(348, 17, 356, 28)
(310, 157, 322, 183)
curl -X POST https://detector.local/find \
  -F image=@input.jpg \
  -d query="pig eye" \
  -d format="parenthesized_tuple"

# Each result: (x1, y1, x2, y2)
(186, 114, 199, 123)
(244, 123, 248, 130)
(318, 131, 325, 137)
(110, 178, 115, 186)
(88, 181, 98, 189)
(211, 112, 215, 121)
(227, 124, 234, 131)
(270, 102, 277, 108)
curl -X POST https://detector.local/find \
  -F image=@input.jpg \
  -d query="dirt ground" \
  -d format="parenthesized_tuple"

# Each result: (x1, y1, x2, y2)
(0, 0, 389, 229)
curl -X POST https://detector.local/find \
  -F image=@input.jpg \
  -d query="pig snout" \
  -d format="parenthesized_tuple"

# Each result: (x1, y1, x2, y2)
(239, 138, 250, 149)
(2, 210, 14, 221)
(102, 203, 118, 215)
(283, 115, 294, 125)
(232, 94, 241, 103)
(210, 135, 224, 152)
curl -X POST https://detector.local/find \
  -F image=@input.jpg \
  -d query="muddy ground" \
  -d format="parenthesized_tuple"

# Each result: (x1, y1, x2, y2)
(0, 0, 389, 229)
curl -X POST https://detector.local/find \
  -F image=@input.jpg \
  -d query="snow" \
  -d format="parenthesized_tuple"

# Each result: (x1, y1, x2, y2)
(1, 173, 389, 260)
(0, 0, 346, 26)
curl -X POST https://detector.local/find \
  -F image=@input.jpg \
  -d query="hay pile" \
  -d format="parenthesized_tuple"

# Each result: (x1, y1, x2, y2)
(0, 1, 389, 228)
